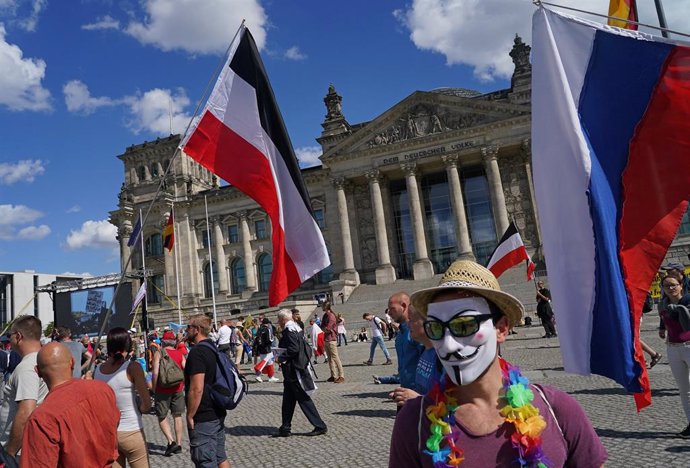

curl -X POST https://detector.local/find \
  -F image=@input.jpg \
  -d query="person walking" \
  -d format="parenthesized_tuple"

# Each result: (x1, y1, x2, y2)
(336, 314, 348, 347)
(93, 327, 151, 468)
(363, 312, 392, 365)
(536, 280, 558, 338)
(273, 310, 328, 438)
(152, 331, 186, 457)
(321, 302, 345, 383)
(658, 273, 690, 437)
(254, 318, 279, 383)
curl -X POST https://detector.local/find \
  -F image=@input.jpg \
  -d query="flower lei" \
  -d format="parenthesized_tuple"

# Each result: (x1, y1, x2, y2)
(423, 358, 549, 467)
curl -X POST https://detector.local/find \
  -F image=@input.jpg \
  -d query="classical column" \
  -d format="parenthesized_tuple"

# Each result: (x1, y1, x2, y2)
(183, 212, 200, 298)
(442, 155, 475, 260)
(521, 138, 542, 247)
(332, 177, 360, 284)
(481, 145, 510, 236)
(118, 222, 133, 273)
(365, 169, 396, 284)
(239, 211, 258, 292)
(213, 217, 228, 295)
(401, 163, 434, 279)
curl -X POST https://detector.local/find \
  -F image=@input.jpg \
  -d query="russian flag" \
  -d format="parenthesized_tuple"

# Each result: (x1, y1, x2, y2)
(181, 25, 330, 306)
(532, 7, 690, 410)
(486, 222, 536, 281)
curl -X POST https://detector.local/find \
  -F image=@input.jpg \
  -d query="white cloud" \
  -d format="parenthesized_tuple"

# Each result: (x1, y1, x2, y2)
(17, 223, 49, 240)
(284, 46, 306, 61)
(0, 203, 44, 240)
(393, 0, 689, 82)
(0, 0, 47, 32)
(65, 220, 118, 250)
(295, 146, 322, 168)
(0, 159, 45, 184)
(60, 271, 93, 277)
(125, 0, 267, 54)
(66, 205, 81, 213)
(82, 15, 120, 31)
(17, 0, 46, 32)
(63, 80, 116, 114)
(0, 24, 51, 111)
(124, 87, 192, 135)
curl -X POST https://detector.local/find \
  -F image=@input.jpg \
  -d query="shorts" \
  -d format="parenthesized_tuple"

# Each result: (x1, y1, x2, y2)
(155, 391, 185, 419)
(189, 419, 227, 468)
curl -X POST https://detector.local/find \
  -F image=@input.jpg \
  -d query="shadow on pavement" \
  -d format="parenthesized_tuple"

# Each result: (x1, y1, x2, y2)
(571, 387, 677, 398)
(226, 425, 277, 436)
(247, 389, 283, 396)
(333, 408, 396, 418)
(666, 445, 690, 453)
(534, 367, 565, 372)
(342, 391, 392, 399)
(596, 428, 678, 439)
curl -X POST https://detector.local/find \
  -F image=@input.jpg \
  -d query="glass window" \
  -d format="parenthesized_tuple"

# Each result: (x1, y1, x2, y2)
(201, 229, 214, 248)
(390, 179, 415, 279)
(148, 275, 164, 304)
(138, 166, 146, 181)
(151, 164, 159, 177)
(317, 248, 333, 284)
(203, 261, 219, 298)
(422, 172, 458, 273)
(255, 219, 267, 240)
(258, 254, 272, 292)
(230, 258, 246, 294)
(679, 206, 690, 236)
(314, 208, 325, 229)
(461, 166, 497, 265)
(228, 225, 239, 243)
(145, 234, 163, 256)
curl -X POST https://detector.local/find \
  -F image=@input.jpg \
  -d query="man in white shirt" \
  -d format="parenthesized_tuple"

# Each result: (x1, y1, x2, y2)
(363, 313, 392, 366)
(216, 319, 233, 357)
(0, 315, 48, 457)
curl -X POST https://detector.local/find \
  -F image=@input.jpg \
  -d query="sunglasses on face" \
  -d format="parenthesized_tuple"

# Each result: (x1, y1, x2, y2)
(424, 313, 493, 340)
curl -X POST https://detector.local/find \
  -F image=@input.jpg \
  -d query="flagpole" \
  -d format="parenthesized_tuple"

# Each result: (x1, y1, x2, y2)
(172, 192, 183, 324)
(653, 0, 669, 38)
(139, 208, 151, 372)
(204, 195, 218, 325)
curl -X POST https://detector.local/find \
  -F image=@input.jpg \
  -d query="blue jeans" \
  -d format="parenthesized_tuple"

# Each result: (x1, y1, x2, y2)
(189, 419, 227, 468)
(369, 335, 391, 362)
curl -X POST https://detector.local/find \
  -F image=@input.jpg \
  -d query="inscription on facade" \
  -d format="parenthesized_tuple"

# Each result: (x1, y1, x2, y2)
(376, 140, 476, 167)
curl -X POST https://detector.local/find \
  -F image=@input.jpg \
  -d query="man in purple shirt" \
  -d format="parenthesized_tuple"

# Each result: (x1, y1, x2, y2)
(389, 260, 607, 467)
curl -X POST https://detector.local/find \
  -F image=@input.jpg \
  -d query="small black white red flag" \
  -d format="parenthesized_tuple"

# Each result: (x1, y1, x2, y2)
(486, 222, 535, 280)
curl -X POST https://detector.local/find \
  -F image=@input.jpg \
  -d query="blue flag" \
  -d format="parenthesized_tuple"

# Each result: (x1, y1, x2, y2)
(127, 217, 141, 247)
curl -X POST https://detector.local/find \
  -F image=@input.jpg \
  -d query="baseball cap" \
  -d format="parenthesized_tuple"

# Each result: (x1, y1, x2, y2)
(162, 331, 176, 340)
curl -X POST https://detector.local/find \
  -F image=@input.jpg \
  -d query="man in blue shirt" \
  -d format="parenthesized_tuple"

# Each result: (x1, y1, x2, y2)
(387, 292, 424, 391)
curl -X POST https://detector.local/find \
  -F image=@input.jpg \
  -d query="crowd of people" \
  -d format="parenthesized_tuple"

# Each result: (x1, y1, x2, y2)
(0, 259, 688, 467)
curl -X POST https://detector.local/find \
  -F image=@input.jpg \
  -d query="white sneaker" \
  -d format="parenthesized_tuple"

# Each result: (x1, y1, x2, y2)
(255, 376, 263, 382)
(268, 377, 279, 383)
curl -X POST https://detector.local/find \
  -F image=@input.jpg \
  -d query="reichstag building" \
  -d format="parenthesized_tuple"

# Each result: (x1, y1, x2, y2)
(119, 35, 690, 322)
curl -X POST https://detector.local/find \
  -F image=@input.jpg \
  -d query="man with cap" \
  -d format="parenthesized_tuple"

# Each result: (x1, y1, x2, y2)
(389, 260, 606, 467)
(152, 330, 186, 457)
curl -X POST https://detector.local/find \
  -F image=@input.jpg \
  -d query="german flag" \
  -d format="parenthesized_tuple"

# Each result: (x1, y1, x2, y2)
(608, 0, 638, 30)
(163, 213, 174, 252)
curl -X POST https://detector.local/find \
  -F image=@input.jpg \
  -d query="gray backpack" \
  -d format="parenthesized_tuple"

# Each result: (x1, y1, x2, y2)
(158, 348, 184, 387)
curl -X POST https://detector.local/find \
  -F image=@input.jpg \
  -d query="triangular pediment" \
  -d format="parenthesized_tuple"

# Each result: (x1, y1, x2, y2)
(322, 90, 528, 158)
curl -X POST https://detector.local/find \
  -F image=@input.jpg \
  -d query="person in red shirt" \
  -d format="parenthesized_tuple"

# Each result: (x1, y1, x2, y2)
(152, 331, 186, 457)
(20, 342, 120, 468)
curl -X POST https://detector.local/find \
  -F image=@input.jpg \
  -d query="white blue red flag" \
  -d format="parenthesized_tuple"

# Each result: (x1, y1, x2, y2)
(532, 7, 690, 410)
(181, 25, 330, 306)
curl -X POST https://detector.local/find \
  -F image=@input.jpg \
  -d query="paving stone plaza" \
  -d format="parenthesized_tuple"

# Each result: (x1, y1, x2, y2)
(142, 320, 689, 468)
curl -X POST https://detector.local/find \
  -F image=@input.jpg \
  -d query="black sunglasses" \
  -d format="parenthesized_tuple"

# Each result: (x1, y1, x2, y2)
(424, 313, 493, 340)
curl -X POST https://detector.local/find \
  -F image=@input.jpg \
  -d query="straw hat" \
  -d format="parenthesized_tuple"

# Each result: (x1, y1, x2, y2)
(411, 260, 524, 327)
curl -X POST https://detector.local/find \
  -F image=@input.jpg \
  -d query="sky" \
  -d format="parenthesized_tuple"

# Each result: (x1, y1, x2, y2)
(1, 0, 687, 278)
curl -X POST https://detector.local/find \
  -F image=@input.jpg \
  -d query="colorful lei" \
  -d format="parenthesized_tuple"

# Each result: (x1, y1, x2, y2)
(423, 358, 549, 468)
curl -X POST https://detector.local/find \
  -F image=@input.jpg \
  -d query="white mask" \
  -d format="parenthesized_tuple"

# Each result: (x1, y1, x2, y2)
(426, 297, 497, 386)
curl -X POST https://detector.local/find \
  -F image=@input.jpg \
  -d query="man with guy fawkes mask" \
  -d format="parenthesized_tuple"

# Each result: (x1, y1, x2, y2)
(389, 260, 606, 468)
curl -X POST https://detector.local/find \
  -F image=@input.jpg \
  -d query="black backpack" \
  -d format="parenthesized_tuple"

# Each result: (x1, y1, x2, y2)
(197, 341, 247, 410)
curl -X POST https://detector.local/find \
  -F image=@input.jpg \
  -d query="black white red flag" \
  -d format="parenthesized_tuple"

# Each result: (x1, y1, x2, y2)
(486, 222, 535, 280)
(181, 25, 330, 306)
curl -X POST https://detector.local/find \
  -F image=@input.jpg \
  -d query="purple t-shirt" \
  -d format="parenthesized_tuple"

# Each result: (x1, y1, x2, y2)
(389, 384, 607, 468)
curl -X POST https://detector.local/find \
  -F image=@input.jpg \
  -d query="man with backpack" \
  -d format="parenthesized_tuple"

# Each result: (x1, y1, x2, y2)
(274, 310, 327, 438)
(363, 312, 393, 366)
(184, 314, 230, 468)
(152, 331, 186, 457)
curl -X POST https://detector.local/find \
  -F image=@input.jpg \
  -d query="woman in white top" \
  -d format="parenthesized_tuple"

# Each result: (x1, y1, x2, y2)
(94, 327, 151, 468)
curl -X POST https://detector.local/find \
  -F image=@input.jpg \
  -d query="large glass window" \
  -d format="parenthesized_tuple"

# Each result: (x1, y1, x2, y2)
(201, 229, 214, 248)
(230, 258, 246, 294)
(258, 253, 272, 292)
(461, 166, 497, 265)
(203, 261, 219, 298)
(390, 179, 415, 279)
(228, 225, 239, 243)
(314, 208, 325, 229)
(422, 172, 458, 273)
(255, 219, 268, 240)
(145, 234, 163, 256)
(148, 274, 164, 304)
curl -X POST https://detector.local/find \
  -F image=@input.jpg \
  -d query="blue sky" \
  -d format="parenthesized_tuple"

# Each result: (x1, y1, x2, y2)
(1, 0, 686, 278)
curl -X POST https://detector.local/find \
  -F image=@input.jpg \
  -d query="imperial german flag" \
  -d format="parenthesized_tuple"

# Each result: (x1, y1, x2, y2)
(163, 213, 174, 252)
(180, 25, 330, 306)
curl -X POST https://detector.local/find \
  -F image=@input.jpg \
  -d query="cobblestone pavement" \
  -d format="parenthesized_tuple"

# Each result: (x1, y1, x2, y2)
(144, 321, 689, 467)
